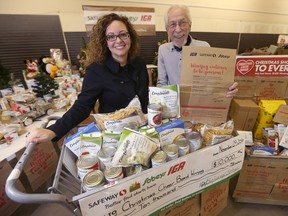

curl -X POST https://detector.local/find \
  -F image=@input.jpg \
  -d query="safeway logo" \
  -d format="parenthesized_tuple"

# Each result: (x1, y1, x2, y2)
(236, 60, 254, 75)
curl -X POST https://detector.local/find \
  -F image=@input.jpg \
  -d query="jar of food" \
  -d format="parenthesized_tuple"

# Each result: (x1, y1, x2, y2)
(82, 170, 104, 192)
(76, 154, 99, 181)
(147, 103, 162, 127)
(151, 150, 167, 167)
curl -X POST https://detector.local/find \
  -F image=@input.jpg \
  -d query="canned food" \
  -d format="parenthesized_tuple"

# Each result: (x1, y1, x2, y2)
(97, 146, 117, 171)
(174, 137, 190, 156)
(151, 150, 167, 167)
(76, 154, 99, 181)
(185, 131, 202, 152)
(82, 170, 104, 192)
(104, 167, 124, 183)
(162, 144, 178, 161)
(148, 103, 162, 127)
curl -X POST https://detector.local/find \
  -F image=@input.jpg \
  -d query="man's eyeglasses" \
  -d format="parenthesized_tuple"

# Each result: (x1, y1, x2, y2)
(106, 32, 130, 42)
(167, 20, 189, 30)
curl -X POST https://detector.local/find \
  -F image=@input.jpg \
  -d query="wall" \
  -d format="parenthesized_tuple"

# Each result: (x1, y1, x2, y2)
(1, 0, 288, 34)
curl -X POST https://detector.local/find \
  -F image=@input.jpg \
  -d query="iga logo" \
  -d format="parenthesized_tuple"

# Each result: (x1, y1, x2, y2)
(236, 60, 254, 75)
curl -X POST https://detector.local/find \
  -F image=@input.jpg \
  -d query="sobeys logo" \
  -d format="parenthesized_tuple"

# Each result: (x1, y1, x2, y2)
(143, 172, 166, 186)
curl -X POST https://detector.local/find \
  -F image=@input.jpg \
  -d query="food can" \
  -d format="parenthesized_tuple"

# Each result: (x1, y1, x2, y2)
(97, 146, 117, 171)
(147, 103, 162, 127)
(174, 137, 190, 156)
(185, 131, 202, 152)
(151, 150, 167, 167)
(82, 170, 104, 192)
(162, 144, 179, 161)
(104, 167, 124, 183)
(76, 154, 99, 181)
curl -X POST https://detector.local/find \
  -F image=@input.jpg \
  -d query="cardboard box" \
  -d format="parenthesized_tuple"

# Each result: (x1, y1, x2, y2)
(229, 99, 259, 131)
(0, 160, 24, 216)
(158, 195, 200, 216)
(157, 181, 229, 216)
(17, 141, 58, 191)
(201, 181, 229, 216)
(233, 155, 288, 203)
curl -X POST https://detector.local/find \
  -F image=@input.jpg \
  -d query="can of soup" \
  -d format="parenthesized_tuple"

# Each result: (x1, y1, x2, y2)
(185, 131, 202, 152)
(76, 154, 99, 181)
(162, 144, 179, 161)
(151, 150, 167, 167)
(147, 103, 162, 127)
(97, 146, 117, 171)
(104, 167, 124, 183)
(82, 170, 104, 192)
(174, 136, 190, 156)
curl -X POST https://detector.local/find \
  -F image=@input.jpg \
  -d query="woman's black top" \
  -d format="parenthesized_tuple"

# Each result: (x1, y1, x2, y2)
(48, 55, 149, 140)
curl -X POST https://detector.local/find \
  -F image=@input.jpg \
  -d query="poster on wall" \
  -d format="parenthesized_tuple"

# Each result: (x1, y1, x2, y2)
(82, 5, 156, 36)
(235, 55, 288, 100)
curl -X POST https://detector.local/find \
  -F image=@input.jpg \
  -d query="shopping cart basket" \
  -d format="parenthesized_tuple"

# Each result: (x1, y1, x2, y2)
(5, 116, 82, 215)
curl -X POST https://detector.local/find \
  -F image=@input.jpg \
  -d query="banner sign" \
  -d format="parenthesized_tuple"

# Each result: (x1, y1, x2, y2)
(235, 55, 288, 77)
(82, 6, 156, 36)
(75, 135, 245, 216)
(234, 55, 288, 99)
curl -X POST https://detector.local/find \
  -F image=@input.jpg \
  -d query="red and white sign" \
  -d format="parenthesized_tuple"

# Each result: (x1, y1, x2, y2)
(235, 55, 288, 99)
(235, 56, 288, 77)
(82, 6, 156, 36)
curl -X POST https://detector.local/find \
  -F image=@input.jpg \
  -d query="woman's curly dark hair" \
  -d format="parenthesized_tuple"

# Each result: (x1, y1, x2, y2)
(85, 13, 140, 67)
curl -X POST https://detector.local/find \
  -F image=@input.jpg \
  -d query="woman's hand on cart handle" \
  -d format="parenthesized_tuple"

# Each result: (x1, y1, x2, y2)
(25, 128, 56, 146)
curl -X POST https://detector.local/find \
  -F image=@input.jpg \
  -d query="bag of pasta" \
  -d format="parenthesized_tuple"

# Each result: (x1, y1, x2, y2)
(93, 96, 147, 133)
(200, 120, 234, 146)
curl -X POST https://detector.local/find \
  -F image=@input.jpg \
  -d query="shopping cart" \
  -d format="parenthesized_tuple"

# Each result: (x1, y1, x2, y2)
(5, 116, 82, 215)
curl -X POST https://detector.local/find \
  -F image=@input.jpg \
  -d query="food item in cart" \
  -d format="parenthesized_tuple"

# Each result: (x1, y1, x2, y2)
(147, 103, 162, 127)
(162, 143, 179, 161)
(149, 85, 180, 118)
(76, 154, 99, 181)
(201, 120, 234, 146)
(97, 146, 117, 171)
(112, 128, 158, 167)
(79, 132, 102, 156)
(93, 96, 147, 132)
(82, 170, 105, 192)
(104, 167, 124, 184)
(151, 150, 167, 167)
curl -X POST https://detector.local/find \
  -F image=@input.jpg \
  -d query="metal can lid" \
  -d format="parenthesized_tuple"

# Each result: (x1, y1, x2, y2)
(151, 150, 167, 163)
(174, 137, 189, 148)
(83, 170, 104, 188)
(104, 167, 123, 179)
(163, 144, 178, 155)
(76, 154, 98, 169)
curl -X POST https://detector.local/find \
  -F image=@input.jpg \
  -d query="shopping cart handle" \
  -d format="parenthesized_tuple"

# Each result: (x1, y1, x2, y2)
(5, 115, 68, 204)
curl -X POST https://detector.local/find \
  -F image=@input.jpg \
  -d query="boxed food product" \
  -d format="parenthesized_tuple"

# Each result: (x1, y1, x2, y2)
(229, 99, 259, 131)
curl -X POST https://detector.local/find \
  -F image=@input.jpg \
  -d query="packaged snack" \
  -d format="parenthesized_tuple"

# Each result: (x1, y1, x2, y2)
(93, 96, 146, 132)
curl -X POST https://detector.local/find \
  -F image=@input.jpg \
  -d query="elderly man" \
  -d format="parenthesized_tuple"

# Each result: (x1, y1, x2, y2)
(157, 5, 237, 97)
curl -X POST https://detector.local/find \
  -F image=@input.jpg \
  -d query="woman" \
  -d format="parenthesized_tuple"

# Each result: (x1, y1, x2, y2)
(26, 13, 149, 144)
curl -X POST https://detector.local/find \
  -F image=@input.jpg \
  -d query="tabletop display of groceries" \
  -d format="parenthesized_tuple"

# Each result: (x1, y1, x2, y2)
(64, 85, 235, 192)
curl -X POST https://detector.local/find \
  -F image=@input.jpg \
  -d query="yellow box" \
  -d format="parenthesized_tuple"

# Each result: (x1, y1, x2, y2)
(253, 120, 274, 140)
(257, 100, 286, 125)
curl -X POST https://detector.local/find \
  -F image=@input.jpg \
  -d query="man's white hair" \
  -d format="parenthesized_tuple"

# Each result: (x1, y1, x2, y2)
(164, 5, 192, 27)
